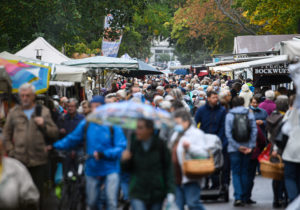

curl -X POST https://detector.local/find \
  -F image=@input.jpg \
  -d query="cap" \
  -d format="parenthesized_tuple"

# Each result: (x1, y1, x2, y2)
(156, 86, 164, 91)
(90, 95, 105, 104)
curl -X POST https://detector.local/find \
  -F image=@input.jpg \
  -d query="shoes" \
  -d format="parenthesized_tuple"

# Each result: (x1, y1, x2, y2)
(245, 199, 257, 204)
(234, 200, 245, 207)
(273, 201, 282, 209)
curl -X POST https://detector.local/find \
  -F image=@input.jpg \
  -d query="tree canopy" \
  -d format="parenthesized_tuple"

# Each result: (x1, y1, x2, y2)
(1, 0, 299, 64)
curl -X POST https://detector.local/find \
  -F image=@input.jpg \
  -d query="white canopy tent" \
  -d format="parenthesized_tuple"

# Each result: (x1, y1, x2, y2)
(15, 37, 70, 64)
(212, 55, 288, 72)
(52, 65, 88, 83)
(62, 56, 139, 70)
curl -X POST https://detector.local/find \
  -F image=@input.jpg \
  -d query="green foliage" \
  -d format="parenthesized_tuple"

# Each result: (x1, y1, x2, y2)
(0, 0, 173, 60)
(239, 0, 300, 34)
(157, 53, 171, 62)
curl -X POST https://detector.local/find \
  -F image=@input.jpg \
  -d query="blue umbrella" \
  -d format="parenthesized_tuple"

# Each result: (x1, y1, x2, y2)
(87, 101, 173, 129)
(174, 69, 188, 75)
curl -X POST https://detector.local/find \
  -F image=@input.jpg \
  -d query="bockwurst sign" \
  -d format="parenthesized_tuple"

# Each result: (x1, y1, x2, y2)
(253, 63, 289, 75)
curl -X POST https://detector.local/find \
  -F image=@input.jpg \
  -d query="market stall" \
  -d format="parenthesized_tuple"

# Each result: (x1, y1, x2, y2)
(117, 60, 162, 77)
(211, 55, 290, 87)
(62, 56, 139, 92)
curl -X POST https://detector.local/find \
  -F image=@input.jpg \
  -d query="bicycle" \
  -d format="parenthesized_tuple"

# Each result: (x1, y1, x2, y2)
(57, 152, 90, 210)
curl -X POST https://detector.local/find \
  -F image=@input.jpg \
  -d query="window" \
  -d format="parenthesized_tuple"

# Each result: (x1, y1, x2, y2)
(155, 50, 163, 53)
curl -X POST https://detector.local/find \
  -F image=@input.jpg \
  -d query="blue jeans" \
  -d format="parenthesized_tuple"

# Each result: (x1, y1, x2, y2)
(175, 182, 205, 210)
(284, 160, 300, 202)
(85, 173, 120, 210)
(131, 199, 162, 210)
(229, 152, 251, 201)
(120, 172, 130, 201)
(245, 159, 258, 201)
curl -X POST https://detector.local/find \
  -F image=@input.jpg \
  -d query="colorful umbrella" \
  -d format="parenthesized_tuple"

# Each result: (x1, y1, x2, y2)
(0, 58, 51, 94)
(174, 69, 188, 75)
(87, 101, 174, 129)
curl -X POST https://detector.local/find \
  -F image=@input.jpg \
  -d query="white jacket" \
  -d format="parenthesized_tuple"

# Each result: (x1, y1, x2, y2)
(0, 157, 39, 209)
(171, 125, 208, 184)
(239, 84, 253, 107)
(282, 109, 300, 163)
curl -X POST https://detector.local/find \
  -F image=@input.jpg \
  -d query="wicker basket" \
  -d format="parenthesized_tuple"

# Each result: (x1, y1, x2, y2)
(260, 155, 284, 181)
(182, 151, 215, 179)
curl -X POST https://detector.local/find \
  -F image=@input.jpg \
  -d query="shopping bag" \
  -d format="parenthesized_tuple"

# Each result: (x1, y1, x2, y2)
(258, 143, 271, 162)
(162, 194, 179, 210)
(55, 163, 63, 184)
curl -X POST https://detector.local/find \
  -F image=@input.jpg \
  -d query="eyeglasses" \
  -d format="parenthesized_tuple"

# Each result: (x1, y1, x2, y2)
(20, 94, 32, 98)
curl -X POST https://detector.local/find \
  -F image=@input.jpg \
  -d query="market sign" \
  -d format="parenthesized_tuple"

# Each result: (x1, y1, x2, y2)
(253, 63, 289, 75)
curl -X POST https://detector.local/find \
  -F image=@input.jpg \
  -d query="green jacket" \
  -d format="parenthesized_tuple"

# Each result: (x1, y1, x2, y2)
(122, 135, 175, 204)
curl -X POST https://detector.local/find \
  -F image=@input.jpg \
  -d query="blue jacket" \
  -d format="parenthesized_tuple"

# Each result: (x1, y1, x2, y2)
(58, 112, 85, 137)
(249, 106, 268, 136)
(225, 106, 257, 153)
(194, 102, 227, 149)
(54, 120, 127, 177)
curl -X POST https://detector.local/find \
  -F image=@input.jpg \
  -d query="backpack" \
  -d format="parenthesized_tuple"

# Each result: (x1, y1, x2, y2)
(232, 111, 251, 143)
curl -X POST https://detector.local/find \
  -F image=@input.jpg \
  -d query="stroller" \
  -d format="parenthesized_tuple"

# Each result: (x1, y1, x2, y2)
(200, 134, 229, 202)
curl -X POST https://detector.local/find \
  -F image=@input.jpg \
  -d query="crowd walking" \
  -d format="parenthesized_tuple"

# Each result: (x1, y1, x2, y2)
(1, 72, 300, 210)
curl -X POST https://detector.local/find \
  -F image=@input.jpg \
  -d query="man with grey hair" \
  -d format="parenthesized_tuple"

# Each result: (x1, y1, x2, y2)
(3, 83, 58, 208)
(156, 86, 165, 97)
(57, 97, 85, 178)
(259, 90, 276, 115)
(58, 98, 84, 138)
(219, 90, 232, 111)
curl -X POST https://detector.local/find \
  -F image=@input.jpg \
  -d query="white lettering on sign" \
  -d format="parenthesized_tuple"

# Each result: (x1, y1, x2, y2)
(253, 64, 289, 75)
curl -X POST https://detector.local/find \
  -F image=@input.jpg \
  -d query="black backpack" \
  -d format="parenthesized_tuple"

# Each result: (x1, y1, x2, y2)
(232, 111, 251, 143)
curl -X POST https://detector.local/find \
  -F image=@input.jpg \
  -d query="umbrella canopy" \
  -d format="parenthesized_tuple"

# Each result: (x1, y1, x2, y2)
(62, 56, 139, 70)
(0, 58, 51, 93)
(117, 60, 162, 77)
(174, 69, 188, 75)
(87, 101, 173, 129)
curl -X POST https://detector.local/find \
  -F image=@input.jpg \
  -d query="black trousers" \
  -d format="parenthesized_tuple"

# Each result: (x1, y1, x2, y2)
(28, 164, 48, 210)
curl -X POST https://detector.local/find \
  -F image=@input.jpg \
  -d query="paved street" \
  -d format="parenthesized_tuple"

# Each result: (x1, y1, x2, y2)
(204, 176, 283, 210)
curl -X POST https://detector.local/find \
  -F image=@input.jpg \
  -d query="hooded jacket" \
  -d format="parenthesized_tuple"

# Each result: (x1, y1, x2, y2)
(170, 125, 209, 184)
(54, 120, 127, 177)
(239, 84, 253, 107)
(225, 106, 257, 153)
(0, 157, 39, 210)
(259, 99, 276, 116)
(282, 109, 300, 163)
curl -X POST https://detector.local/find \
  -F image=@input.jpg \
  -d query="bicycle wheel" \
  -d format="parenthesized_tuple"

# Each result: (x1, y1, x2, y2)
(59, 182, 73, 210)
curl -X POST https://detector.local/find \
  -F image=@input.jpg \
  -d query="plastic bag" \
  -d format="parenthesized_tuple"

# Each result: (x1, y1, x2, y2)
(55, 163, 63, 184)
(258, 143, 271, 162)
(162, 194, 179, 210)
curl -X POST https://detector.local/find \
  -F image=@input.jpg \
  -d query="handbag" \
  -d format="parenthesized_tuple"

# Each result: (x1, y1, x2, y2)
(182, 151, 215, 179)
(260, 154, 284, 180)
(258, 143, 271, 162)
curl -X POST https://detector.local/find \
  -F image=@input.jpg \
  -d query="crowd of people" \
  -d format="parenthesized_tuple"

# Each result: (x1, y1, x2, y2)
(1, 72, 300, 210)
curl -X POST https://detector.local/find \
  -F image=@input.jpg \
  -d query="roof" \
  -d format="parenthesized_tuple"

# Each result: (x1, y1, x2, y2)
(62, 56, 139, 70)
(212, 55, 288, 72)
(279, 37, 300, 61)
(15, 37, 70, 64)
(233, 34, 300, 54)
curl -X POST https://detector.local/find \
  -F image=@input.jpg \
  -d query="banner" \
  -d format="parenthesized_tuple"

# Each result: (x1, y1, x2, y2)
(101, 15, 122, 57)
